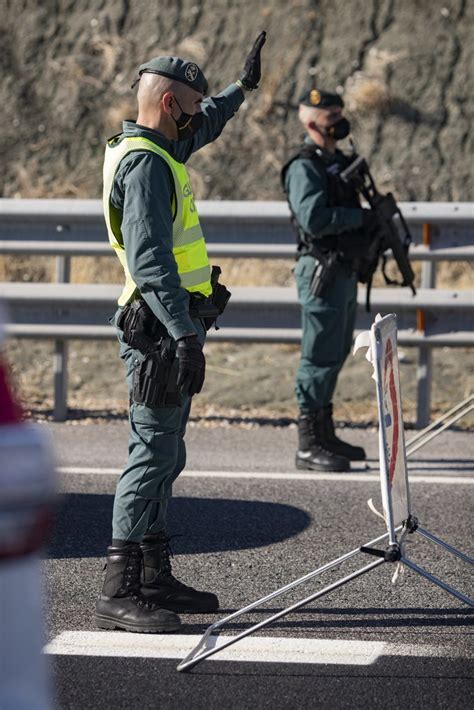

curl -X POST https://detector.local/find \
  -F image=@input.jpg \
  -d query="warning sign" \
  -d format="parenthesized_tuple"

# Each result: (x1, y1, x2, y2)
(354, 314, 410, 529)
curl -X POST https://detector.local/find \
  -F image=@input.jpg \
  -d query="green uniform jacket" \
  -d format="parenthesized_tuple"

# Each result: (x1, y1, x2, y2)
(110, 83, 245, 341)
(283, 140, 364, 241)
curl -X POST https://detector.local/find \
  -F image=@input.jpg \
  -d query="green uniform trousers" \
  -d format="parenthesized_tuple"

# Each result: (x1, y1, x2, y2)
(294, 255, 357, 413)
(111, 311, 206, 543)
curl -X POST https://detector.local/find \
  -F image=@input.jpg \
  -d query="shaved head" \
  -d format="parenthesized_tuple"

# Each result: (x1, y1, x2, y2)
(137, 73, 183, 112)
(135, 71, 204, 138)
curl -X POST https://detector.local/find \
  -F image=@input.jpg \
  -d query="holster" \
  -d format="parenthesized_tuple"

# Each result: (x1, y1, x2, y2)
(117, 299, 179, 407)
(308, 249, 339, 298)
(132, 347, 180, 407)
(116, 299, 168, 353)
(189, 265, 231, 330)
(299, 228, 372, 298)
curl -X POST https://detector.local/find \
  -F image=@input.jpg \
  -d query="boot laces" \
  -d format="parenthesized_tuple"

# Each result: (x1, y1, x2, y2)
(122, 553, 141, 592)
(302, 413, 320, 443)
(156, 535, 189, 590)
(131, 594, 158, 611)
(307, 415, 319, 438)
(121, 552, 160, 609)
(302, 414, 342, 457)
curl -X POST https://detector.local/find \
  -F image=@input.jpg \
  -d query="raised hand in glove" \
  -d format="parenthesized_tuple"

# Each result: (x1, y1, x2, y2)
(239, 31, 267, 90)
(176, 335, 205, 397)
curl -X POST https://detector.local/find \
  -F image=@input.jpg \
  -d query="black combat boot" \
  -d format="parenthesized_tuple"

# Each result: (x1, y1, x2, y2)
(296, 413, 350, 472)
(95, 543, 181, 633)
(140, 533, 219, 614)
(320, 404, 366, 461)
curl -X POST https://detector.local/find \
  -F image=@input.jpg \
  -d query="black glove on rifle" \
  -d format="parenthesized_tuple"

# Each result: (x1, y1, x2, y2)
(176, 336, 205, 397)
(239, 31, 266, 90)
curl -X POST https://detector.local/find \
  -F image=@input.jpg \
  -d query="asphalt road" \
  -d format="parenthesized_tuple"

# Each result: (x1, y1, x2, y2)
(42, 422, 473, 709)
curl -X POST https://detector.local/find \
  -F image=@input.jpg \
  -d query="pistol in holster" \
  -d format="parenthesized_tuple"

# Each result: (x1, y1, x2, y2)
(308, 250, 338, 298)
(117, 299, 179, 407)
(132, 347, 180, 408)
(189, 265, 231, 330)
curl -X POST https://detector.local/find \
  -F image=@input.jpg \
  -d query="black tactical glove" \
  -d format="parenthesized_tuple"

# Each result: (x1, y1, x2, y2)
(362, 209, 380, 234)
(239, 31, 266, 90)
(176, 336, 205, 396)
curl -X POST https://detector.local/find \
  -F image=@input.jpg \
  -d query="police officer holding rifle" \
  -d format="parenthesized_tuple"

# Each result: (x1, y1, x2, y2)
(282, 86, 415, 473)
(96, 32, 266, 634)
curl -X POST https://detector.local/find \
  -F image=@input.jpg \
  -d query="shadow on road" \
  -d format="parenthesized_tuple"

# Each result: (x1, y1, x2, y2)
(407, 462, 474, 473)
(51, 654, 474, 708)
(182, 606, 473, 635)
(46, 493, 311, 559)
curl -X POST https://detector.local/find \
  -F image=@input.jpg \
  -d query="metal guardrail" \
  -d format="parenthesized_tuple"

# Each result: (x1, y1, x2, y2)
(2, 239, 473, 261)
(2, 281, 471, 330)
(1, 198, 473, 244)
(0, 199, 473, 424)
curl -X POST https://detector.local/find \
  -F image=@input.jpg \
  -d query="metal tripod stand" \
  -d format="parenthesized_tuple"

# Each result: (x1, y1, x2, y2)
(177, 514, 473, 672)
(177, 317, 473, 673)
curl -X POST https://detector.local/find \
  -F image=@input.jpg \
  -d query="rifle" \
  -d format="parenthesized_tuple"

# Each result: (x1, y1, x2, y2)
(340, 154, 416, 311)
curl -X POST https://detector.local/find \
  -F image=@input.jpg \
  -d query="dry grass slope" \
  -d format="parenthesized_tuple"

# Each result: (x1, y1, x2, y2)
(1, 0, 472, 424)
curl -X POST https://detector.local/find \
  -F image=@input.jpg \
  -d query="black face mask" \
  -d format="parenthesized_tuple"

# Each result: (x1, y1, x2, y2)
(326, 117, 351, 140)
(173, 97, 204, 141)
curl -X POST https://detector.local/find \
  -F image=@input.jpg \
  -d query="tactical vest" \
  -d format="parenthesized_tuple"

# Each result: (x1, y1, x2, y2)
(281, 145, 362, 255)
(103, 135, 212, 306)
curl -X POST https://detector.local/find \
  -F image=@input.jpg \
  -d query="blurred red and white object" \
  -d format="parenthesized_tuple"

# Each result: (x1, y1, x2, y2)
(0, 303, 56, 710)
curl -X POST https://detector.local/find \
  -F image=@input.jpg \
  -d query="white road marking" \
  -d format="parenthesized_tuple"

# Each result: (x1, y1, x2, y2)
(57, 466, 474, 485)
(44, 632, 389, 665)
(45, 631, 457, 664)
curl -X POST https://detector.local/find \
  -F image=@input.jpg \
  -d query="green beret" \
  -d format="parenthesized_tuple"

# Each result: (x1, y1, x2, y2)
(298, 88, 344, 109)
(134, 56, 208, 94)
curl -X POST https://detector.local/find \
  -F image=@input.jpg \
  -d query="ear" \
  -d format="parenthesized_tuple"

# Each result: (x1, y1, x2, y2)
(162, 91, 175, 115)
(308, 121, 317, 131)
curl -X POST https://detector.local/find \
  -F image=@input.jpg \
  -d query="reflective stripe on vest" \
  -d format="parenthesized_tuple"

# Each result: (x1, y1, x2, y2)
(103, 135, 212, 306)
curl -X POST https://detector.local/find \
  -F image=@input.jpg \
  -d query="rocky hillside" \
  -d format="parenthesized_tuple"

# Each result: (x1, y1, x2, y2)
(1, 0, 472, 202)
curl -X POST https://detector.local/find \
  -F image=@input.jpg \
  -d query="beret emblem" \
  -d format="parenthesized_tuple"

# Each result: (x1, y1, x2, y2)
(185, 63, 199, 82)
(310, 89, 321, 105)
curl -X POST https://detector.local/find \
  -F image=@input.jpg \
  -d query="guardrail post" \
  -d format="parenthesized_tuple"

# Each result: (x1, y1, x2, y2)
(416, 223, 436, 428)
(53, 339, 68, 421)
(54, 230, 70, 420)
(55, 255, 71, 284)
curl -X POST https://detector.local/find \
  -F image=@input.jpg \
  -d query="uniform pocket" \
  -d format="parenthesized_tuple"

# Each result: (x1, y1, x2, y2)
(293, 256, 315, 280)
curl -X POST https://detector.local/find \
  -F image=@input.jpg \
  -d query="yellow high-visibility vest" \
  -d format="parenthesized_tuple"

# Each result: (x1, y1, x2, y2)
(103, 135, 212, 306)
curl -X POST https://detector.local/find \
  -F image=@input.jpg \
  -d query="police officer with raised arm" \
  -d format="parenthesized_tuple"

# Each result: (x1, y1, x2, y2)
(96, 33, 266, 634)
(282, 87, 378, 473)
